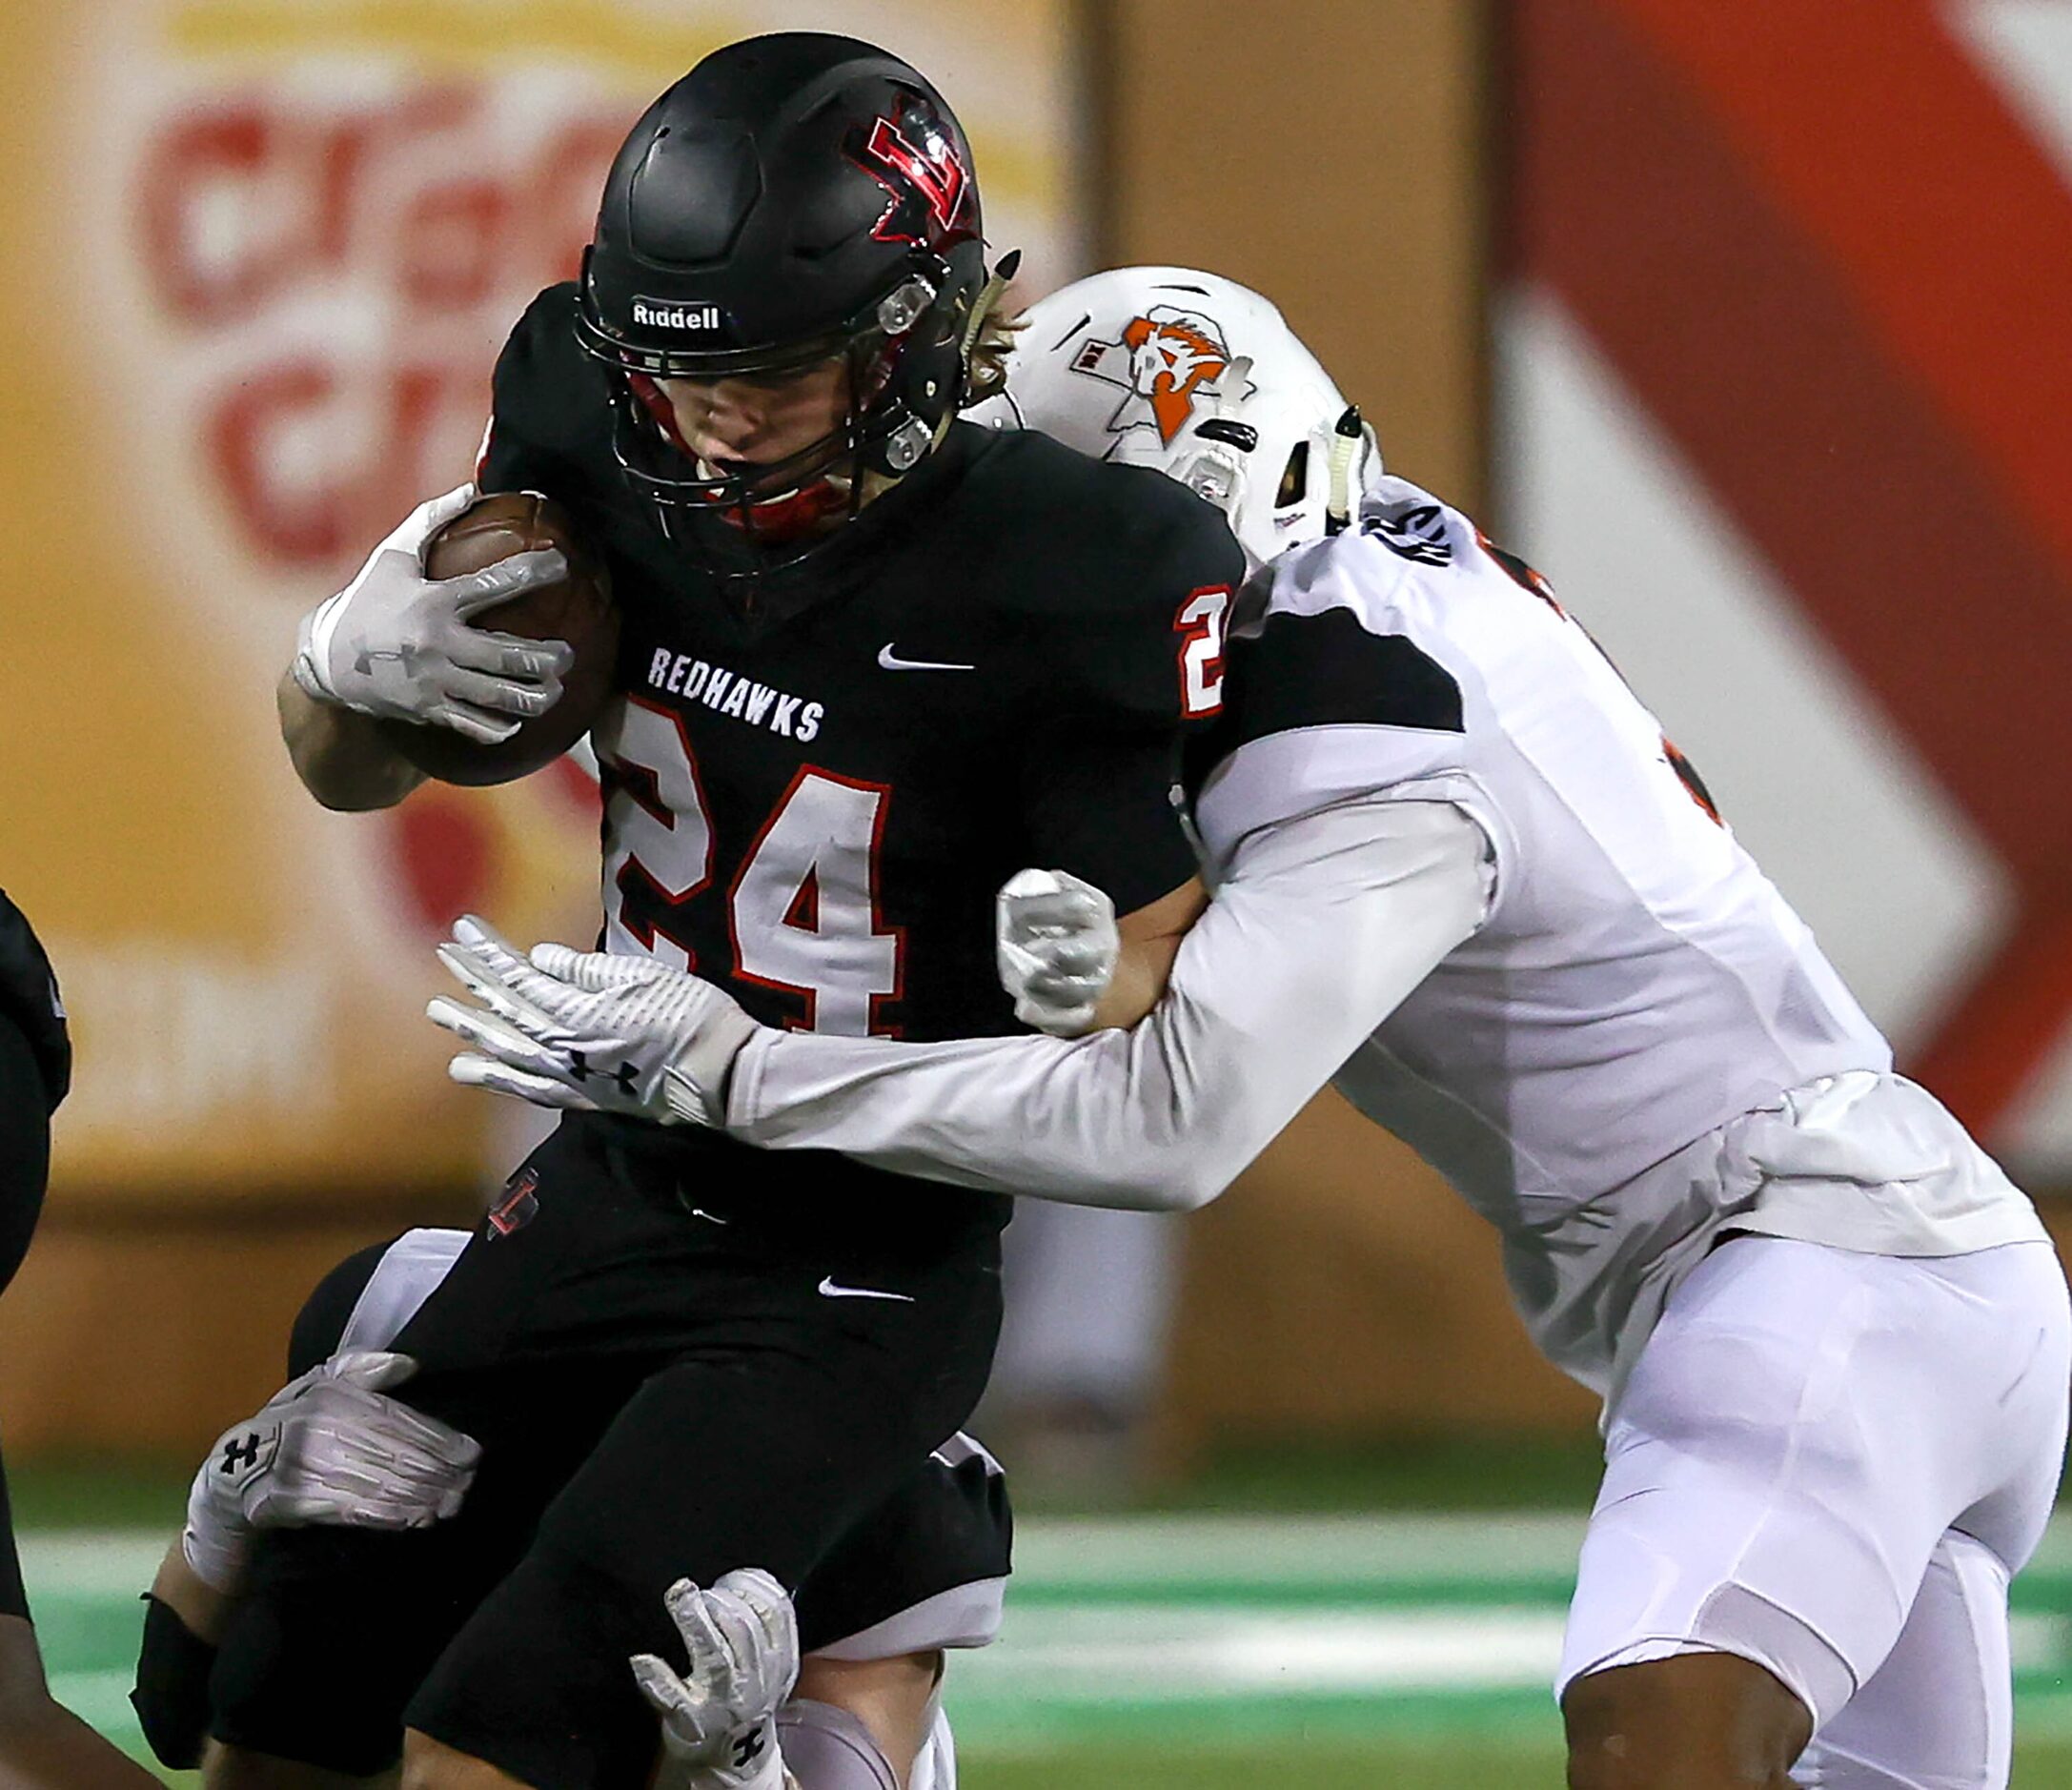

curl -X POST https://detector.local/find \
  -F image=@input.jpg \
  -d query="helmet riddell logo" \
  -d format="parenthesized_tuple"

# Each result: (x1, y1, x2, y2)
(631, 296, 722, 334)
(1069, 307, 1256, 446)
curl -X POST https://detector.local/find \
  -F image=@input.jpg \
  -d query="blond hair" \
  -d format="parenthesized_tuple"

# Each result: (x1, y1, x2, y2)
(962, 289, 1026, 405)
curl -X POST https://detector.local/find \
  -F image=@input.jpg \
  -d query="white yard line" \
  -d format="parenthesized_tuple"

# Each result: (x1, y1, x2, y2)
(954, 1604, 1571, 1696)
(1010, 1513, 1591, 1585)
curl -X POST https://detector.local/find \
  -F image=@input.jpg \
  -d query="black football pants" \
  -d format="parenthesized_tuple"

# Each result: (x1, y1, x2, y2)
(211, 1117, 1001, 1786)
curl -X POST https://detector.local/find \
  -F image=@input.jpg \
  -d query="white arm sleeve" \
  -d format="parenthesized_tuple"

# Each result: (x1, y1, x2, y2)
(725, 796, 1492, 1211)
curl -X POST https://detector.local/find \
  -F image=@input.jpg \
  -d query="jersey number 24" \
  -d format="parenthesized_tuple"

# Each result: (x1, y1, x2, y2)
(594, 700, 904, 1036)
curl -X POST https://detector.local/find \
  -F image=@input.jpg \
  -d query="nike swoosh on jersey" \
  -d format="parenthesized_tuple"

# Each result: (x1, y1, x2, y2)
(816, 1274, 917, 1303)
(877, 643, 975, 673)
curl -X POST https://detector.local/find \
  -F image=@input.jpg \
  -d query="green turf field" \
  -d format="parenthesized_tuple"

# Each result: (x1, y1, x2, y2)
(26, 1505, 2072, 1785)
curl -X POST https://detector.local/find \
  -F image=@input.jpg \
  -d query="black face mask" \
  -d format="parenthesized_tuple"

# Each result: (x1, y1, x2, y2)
(640, 411, 978, 629)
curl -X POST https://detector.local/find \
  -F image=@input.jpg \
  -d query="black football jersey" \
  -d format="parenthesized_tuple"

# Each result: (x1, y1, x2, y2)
(478, 284, 1241, 1233)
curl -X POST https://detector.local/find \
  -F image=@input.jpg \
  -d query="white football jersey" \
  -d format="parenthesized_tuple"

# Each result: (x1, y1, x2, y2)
(1193, 478, 1890, 1214)
(1186, 479, 2038, 1389)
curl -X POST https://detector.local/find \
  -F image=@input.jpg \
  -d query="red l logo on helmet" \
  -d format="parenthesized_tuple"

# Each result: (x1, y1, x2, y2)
(864, 115, 965, 233)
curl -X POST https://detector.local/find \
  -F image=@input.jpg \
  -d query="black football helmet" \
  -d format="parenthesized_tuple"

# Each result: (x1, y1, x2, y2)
(576, 32, 992, 564)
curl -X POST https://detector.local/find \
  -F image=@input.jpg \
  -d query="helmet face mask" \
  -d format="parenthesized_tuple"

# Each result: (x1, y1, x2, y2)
(610, 356, 866, 550)
(599, 295, 941, 550)
(575, 33, 991, 574)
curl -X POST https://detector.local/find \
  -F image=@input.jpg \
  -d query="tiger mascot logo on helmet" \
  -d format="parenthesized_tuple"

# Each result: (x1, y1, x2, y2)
(1070, 304, 1251, 446)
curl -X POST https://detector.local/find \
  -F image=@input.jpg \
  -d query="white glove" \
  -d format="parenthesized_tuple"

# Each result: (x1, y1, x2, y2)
(291, 483, 574, 743)
(634, 1569, 800, 1790)
(427, 914, 764, 1128)
(996, 868, 1120, 1037)
(182, 1351, 482, 1595)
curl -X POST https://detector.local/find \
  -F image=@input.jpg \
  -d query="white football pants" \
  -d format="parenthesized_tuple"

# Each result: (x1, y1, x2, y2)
(1557, 1235, 2070, 1788)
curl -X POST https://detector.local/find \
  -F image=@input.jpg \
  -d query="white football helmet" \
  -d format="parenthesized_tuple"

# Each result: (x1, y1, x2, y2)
(972, 266, 1383, 573)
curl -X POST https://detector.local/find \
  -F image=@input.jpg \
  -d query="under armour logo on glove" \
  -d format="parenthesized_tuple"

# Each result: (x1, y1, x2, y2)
(216, 1426, 280, 1488)
(566, 1049, 641, 1096)
(355, 641, 436, 680)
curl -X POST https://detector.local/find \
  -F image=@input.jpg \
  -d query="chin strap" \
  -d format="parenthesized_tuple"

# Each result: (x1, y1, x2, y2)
(959, 249, 1022, 384)
(628, 372, 694, 453)
(625, 280, 987, 551)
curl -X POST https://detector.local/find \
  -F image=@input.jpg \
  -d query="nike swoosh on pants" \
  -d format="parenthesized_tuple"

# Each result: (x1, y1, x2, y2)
(817, 1274, 916, 1303)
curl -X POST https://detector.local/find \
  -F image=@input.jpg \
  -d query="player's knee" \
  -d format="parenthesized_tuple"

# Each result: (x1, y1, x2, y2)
(1563, 1653, 1812, 1790)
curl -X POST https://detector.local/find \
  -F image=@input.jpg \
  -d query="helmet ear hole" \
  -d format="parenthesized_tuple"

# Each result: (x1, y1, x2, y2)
(1276, 439, 1310, 508)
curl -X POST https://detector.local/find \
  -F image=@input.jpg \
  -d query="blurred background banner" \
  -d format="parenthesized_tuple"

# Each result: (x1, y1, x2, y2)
(12, 8, 2072, 1782)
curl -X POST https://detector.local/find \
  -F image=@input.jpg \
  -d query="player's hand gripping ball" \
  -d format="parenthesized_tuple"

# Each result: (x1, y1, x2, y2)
(377, 491, 620, 785)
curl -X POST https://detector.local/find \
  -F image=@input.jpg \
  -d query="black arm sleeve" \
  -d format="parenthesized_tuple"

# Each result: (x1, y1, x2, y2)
(128, 1240, 396, 1764)
(132, 1595, 217, 1770)
(125, 1244, 402, 1765)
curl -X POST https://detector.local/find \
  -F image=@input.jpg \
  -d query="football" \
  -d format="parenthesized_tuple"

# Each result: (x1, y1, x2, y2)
(378, 491, 619, 786)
